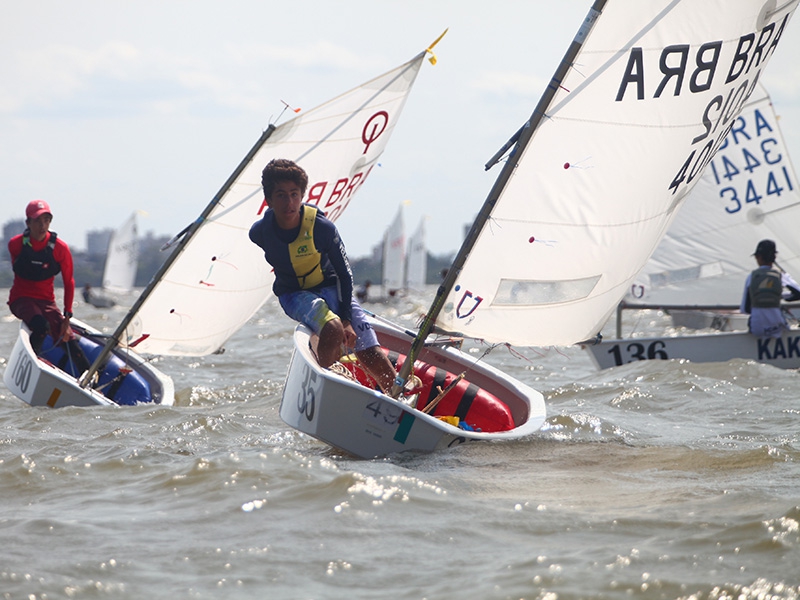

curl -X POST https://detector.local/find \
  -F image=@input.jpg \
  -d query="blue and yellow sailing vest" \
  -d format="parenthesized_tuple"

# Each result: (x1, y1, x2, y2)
(288, 206, 324, 289)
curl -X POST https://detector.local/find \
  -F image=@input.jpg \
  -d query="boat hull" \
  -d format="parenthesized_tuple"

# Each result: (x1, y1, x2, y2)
(86, 294, 116, 308)
(668, 309, 748, 332)
(4, 320, 175, 408)
(280, 319, 546, 458)
(586, 329, 800, 370)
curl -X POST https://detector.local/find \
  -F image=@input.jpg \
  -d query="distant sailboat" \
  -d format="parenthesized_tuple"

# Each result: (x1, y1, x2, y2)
(83, 212, 140, 308)
(405, 216, 427, 291)
(362, 203, 422, 302)
(381, 204, 405, 298)
(103, 211, 139, 294)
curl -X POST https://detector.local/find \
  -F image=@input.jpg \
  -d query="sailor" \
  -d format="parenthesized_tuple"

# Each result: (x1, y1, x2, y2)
(740, 239, 800, 338)
(248, 159, 397, 392)
(7, 200, 79, 355)
(355, 280, 371, 303)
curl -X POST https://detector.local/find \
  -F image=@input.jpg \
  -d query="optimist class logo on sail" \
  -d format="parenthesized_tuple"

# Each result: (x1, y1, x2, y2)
(613, 12, 792, 198)
(257, 111, 390, 223)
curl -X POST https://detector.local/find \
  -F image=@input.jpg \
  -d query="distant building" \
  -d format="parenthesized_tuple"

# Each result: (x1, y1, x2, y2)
(3, 219, 25, 248)
(86, 229, 113, 256)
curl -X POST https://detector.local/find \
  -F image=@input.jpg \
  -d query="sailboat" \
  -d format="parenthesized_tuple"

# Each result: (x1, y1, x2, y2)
(3, 40, 438, 408)
(381, 204, 406, 298)
(587, 84, 800, 370)
(84, 211, 140, 308)
(405, 216, 427, 291)
(280, 0, 798, 458)
(626, 85, 800, 327)
(103, 211, 139, 294)
(365, 203, 427, 301)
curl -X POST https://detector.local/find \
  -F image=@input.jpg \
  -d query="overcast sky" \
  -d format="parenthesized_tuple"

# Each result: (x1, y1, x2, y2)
(2, 1, 800, 258)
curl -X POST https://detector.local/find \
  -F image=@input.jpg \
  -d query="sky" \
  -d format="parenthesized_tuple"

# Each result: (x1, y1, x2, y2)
(2, 1, 800, 259)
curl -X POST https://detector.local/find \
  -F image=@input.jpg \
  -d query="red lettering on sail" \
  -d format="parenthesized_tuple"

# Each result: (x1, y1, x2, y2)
(306, 181, 327, 207)
(263, 164, 376, 223)
(254, 166, 377, 219)
(326, 178, 350, 208)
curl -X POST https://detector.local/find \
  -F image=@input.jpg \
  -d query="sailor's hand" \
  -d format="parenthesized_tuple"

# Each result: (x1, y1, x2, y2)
(59, 316, 73, 342)
(342, 320, 357, 348)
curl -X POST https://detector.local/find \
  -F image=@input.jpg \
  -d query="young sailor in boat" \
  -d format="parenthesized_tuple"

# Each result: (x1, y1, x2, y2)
(249, 159, 397, 392)
(7, 200, 88, 370)
(740, 239, 800, 338)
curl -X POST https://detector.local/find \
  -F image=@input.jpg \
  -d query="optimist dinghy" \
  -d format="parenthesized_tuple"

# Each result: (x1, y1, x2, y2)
(280, 0, 798, 457)
(588, 86, 800, 370)
(281, 319, 545, 458)
(4, 319, 173, 408)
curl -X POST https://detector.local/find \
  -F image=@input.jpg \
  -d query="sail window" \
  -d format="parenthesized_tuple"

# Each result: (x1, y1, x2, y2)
(493, 275, 601, 306)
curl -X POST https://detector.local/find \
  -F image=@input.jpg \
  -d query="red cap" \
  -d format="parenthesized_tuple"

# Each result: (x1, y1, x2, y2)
(26, 200, 52, 220)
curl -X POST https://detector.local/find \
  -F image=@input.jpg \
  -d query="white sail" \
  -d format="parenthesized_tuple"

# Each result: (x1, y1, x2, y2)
(631, 84, 800, 305)
(102, 211, 139, 293)
(382, 205, 406, 292)
(125, 52, 428, 356)
(406, 217, 427, 290)
(435, 0, 798, 348)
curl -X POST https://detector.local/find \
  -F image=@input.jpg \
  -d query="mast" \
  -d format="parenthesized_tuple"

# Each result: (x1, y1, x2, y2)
(79, 124, 278, 388)
(390, 0, 609, 397)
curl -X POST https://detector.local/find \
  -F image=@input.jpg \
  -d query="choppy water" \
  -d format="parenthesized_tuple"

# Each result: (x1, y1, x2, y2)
(1, 288, 798, 599)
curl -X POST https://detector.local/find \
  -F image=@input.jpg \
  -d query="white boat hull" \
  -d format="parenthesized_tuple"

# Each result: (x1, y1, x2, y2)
(668, 310, 748, 332)
(86, 293, 116, 308)
(280, 319, 547, 458)
(4, 320, 175, 408)
(586, 328, 800, 370)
